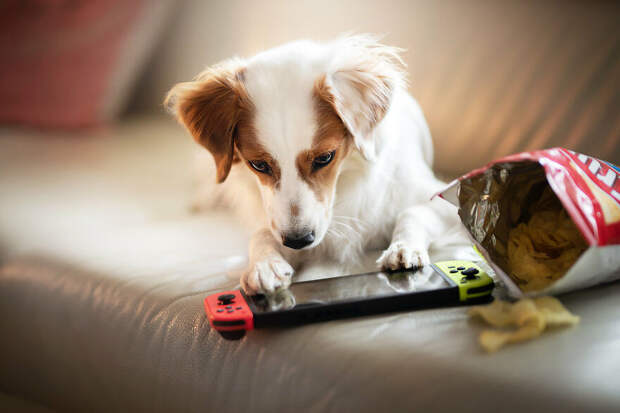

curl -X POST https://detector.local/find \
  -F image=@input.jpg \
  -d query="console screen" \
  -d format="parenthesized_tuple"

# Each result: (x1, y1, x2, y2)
(248, 265, 452, 313)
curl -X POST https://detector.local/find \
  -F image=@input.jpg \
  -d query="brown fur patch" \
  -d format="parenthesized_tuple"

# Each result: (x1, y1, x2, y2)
(290, 204, 300, 217)
(295, 76, 352, 202)
(234, 121, 281, 189)
(166, 62, 253, 183)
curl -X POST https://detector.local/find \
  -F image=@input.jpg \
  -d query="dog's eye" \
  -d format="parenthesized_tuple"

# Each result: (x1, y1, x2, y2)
(312, 151, 335, 170)
(249, 160, 271, 174)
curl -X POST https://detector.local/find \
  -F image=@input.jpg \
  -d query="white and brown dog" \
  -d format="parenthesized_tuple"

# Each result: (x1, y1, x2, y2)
(166, 35, 464, 295)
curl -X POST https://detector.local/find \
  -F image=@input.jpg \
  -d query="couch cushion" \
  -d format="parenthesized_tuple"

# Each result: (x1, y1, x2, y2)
(0, 1, 173, 128)
(1, 117, 619, 412)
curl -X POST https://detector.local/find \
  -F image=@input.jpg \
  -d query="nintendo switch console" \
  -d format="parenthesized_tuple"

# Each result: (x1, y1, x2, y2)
(204, 260, 494, 340)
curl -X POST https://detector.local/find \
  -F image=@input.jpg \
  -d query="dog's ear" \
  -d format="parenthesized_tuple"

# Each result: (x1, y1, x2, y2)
(322, 35, 406, 161)
(165, 59, 249, 183)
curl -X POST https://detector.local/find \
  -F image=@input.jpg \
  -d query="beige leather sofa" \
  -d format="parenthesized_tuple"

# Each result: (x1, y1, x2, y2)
(1, 117, 619, 412)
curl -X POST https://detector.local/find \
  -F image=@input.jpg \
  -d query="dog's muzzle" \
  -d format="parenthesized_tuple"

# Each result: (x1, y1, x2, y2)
(282, 230, 315, 249)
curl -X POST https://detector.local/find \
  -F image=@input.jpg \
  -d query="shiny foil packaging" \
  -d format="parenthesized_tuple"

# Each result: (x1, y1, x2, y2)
(439, 148, 620, 298)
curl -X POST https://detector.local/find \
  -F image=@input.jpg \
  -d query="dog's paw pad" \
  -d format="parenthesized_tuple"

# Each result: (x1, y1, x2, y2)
(377, 242, 430, 271)
(241, 257, 294, 295)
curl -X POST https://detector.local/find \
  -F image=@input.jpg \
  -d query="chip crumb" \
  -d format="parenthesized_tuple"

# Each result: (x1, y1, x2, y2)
(469, 296, 579, 352)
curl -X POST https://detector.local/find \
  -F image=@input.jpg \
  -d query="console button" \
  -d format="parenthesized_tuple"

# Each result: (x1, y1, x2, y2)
(227, 310, 234, 313)
(216, 309, 224, 313)
(225, 305, 232, 309)
(450, 270, 458, 273)
(218, 294, 236, 304)
(462, 267, 479, 279)
(236, 306, 242, 310)
(457, 266, 466, 270)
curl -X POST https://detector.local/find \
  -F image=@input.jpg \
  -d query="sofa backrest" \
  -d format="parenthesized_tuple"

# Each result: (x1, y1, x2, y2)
(131, 0, 619, 176)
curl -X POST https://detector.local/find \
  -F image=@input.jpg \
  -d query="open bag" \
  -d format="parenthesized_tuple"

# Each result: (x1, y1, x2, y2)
(438, 148, 620, 298)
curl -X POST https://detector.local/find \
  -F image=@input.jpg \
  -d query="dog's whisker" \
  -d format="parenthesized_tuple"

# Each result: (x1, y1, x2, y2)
(331, 219, 367, 237)
(330, 227, 351, 238)
(328, 223, 364, 243)
(332, 216, 367, 229)
(332, 214, 362, 220)
(331, 221, 355, 231)
(326, 228, 346, 240)
(332, 215, 366, 225)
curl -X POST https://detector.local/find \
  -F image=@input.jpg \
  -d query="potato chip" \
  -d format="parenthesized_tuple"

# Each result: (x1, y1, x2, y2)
(512, 299, 545, 329)
(533, 296, 580, 326)
(468, 299, 515, 327)
(479, 322, 543, 353)
(506, 188, 588, 292)
(469, 296, 579, 352)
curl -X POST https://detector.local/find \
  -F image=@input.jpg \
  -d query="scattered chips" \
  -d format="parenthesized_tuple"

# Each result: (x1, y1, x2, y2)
(469, 296, 580, 352)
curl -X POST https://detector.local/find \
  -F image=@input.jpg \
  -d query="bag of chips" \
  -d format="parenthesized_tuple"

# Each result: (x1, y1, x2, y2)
(438, 148, 620, 298)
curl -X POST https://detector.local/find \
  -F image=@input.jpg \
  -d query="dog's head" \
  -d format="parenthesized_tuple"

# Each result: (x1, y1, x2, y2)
(166, 35, 405, 250)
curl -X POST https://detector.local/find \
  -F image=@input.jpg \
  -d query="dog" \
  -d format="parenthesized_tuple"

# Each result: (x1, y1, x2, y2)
(165, 35, 465, 295)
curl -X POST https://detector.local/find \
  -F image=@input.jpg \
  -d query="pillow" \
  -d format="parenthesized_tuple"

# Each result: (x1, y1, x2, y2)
(0, 0, 172, 128)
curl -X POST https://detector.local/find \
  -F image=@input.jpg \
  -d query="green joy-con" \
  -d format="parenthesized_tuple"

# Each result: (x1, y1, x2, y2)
(432, 260, 494, 302)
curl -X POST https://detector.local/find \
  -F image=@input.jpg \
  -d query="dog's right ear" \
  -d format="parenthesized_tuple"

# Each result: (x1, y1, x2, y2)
(164, 60, 249, 183)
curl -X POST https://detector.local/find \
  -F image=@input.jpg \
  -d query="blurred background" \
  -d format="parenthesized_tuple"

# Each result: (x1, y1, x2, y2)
(1, 0, 618, 176)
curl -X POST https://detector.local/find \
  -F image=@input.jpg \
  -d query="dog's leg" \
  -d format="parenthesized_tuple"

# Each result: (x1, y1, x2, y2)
(241, 228, 295, 294)
(377, 200, 457, 270)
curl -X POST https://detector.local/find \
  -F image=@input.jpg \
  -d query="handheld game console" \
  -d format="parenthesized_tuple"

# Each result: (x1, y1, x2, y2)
(204, 260, 494, 340)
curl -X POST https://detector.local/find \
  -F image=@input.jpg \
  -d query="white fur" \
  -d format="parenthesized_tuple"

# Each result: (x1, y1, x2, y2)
(188, 35, 467, 294)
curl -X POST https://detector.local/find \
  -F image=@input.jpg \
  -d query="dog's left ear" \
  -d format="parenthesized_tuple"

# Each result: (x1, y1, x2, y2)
(322, 35, 406, 161)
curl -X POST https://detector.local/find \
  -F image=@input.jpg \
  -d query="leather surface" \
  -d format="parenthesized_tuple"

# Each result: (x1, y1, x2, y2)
(1, 117, 619, 412)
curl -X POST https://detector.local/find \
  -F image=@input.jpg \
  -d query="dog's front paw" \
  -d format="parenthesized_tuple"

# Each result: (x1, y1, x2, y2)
(377, 241, 430, 271)
(240, 256, 294, 295)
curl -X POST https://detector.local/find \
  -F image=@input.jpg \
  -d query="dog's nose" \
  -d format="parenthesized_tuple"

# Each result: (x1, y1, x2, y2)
(282, 230, 315, 249)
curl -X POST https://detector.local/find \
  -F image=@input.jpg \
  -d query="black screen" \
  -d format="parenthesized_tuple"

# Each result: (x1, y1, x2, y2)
(248, 266, 452, 313)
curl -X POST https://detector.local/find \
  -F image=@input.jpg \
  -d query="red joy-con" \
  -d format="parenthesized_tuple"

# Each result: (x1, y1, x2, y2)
(204, 290, 254, 332)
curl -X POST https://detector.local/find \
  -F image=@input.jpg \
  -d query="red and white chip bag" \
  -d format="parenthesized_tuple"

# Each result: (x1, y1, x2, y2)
(439, 148, 620, 298)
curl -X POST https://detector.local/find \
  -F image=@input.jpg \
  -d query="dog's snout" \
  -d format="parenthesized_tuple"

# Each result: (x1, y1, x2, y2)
(282, 230, 315, 249)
